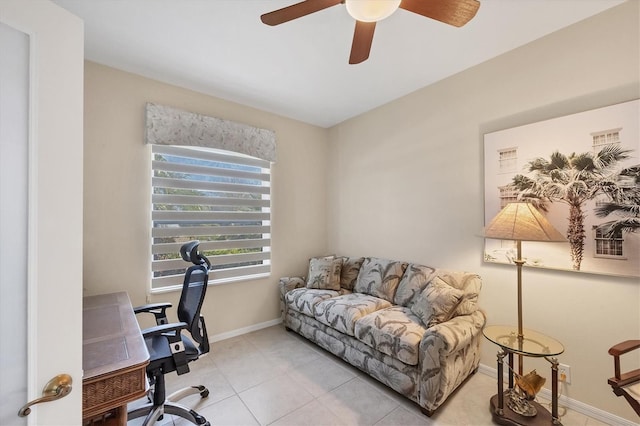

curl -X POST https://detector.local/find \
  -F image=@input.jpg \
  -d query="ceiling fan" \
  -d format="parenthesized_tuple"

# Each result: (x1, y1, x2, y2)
(260, 0, 480, 64)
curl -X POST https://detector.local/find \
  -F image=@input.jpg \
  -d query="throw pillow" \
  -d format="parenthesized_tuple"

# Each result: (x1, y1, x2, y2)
(394, 263, 438, 307)
(411, 276, 463, 328)
(339, 256, 364, 290)
(437, 271, 481, 316)
(354, 257, 408, 302)
(306, 256, 342, 290)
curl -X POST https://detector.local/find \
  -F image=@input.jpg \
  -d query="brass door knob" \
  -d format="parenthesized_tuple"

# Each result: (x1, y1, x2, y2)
(18, 374, 73, 417)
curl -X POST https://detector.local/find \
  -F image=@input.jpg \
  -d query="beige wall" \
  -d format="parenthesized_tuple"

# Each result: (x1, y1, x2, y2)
(83, 61, 329, 332)
(327, 1, 639, 422)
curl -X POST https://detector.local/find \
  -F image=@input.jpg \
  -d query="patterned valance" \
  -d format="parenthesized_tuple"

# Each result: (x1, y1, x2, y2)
(145, 103, 276, 162)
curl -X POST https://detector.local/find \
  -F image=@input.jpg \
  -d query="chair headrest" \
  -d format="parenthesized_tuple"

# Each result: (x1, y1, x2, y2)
(180, 241, 211, 269)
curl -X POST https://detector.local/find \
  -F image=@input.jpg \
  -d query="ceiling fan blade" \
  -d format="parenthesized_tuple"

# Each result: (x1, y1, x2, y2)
(349, 21, 376, 64)
(399, 0, 480, 27)
(261, 0, 342, 26)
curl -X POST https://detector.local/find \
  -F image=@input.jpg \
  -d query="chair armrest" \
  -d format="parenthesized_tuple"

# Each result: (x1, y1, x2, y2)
(134, 302, 172, 313)
(609, 340, 640, 356)
(609, 339, 640, 384)
(141, 321, 188, 341)
(134, 302, 172, 325)
(141, 322, 191, 375)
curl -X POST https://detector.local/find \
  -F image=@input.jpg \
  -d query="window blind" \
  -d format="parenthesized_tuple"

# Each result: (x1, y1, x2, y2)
(152, 144, 271, 289)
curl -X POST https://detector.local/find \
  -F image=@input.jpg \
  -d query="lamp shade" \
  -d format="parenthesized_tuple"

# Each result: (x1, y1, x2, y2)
(484, 202, 566, 242)
(345, 0, 401, 22)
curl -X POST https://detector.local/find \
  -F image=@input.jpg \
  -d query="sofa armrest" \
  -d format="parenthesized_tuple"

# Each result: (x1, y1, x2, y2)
(418, 309, 486, 412)
(279, 277, 305, 320)
(422, 309, 487, 355)
(279, 276, 305, 296)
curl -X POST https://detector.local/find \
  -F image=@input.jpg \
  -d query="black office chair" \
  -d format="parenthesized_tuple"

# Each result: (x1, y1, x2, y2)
(128, 241, 212, 426)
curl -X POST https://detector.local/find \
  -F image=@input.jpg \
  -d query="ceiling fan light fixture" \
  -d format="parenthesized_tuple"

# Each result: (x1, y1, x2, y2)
(345, 0, 401, 23)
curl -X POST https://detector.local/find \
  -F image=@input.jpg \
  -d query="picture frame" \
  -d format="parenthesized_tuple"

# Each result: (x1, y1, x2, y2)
(484, 99, 639, 278)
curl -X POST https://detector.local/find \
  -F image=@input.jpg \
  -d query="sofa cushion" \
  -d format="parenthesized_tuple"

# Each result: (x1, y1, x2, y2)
(286, 288, 349, 317)
(394, 263, 438, 307)
(313, 293, 391, 336)
(339, 256, 364, 290)
(354, 257, 408, 303)
(411, 277, 463, 328)
(306, 256, 342, 290)
(354, 306, 427, 366)
(436, 269, 482, 316)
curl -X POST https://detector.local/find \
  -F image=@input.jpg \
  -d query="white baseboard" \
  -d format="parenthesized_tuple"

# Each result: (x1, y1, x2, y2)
(209, 318, 283, 343)
(478, 364, 637, 426)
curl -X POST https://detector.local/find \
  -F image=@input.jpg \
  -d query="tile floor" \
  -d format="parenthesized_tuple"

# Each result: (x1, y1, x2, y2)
(129, 325, 607, 426)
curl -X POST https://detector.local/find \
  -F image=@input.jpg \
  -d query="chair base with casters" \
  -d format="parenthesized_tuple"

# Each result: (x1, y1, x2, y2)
(608, 339, 640, 417)
(127, 372, 210, 426)
(128, 240, 213, 426)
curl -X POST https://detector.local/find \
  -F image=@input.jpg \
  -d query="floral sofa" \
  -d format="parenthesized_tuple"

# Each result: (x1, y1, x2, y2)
(279, 256, 486, 416)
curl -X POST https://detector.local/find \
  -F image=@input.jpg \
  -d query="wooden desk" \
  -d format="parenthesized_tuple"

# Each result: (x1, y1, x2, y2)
(83, 292, 150, 425)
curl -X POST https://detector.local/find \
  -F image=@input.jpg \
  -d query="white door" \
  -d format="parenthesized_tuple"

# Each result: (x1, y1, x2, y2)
(0, 1, 84, 425)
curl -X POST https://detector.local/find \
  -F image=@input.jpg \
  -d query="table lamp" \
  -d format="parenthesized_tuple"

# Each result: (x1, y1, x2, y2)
(484, 202, 566, 375)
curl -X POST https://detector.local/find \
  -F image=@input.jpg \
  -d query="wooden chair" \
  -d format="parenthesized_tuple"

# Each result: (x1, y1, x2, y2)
(608, 340, 640, 416)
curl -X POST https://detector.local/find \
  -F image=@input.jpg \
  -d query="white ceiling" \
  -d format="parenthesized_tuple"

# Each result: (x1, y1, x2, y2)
(53, 0, 625, 128)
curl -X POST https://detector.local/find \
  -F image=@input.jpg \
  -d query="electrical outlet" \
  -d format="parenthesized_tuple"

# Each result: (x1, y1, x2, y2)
(558, 363, 571, 384)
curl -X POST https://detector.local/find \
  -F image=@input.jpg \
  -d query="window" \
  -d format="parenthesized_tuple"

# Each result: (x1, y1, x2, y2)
(594, 226, 624, 258)
(592, 128, 621, 153)
(498, 185, 518, 209)
(151, 144, 271, 290)
(498, 148, 517, 173)
(145, 103, 275, 291)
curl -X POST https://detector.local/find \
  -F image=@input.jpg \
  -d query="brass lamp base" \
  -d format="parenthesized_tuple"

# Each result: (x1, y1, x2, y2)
(506, 390, 538, 417)
(507, 369, 546, 416)
(490, 394, 562, 426)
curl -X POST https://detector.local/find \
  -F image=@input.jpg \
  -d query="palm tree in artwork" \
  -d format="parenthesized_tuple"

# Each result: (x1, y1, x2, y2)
(511, 145, 632, 271)
(594, 164, 640, 236)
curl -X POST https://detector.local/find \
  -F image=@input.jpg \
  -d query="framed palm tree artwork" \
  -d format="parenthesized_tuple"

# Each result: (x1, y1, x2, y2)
(484, 99, 639, 278)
